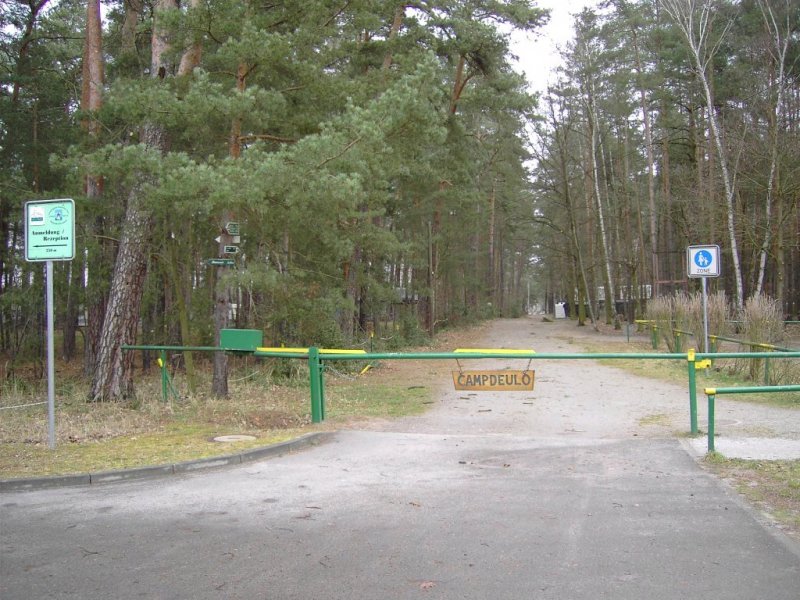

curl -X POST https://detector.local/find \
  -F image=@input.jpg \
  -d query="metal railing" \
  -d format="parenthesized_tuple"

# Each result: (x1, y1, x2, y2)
(703, 385, 800, 453)
(254, 347, 800, 438)
(121, 343, 799, 453)
(709, 336, 798, 385)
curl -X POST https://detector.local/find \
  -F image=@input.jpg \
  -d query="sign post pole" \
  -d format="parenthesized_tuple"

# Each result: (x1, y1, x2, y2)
(46, 260, 56, 449)
(24, 199, 75, 449)
(702, 277, 709, 353)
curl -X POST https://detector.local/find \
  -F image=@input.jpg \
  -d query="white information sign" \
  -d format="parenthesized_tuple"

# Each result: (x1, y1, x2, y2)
(687, 245, 720, 278)
(24, 199, 75, 262)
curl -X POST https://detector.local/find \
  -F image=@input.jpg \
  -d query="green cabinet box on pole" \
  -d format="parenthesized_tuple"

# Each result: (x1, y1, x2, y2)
(220, 329, 263, 352)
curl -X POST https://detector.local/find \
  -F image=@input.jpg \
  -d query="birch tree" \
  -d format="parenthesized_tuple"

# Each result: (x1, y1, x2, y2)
(753, 0, 792, 298)
(661, 0, 744, 309)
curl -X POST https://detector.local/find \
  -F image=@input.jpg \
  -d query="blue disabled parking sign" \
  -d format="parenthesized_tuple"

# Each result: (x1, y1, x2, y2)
(687, 245, 720, 278)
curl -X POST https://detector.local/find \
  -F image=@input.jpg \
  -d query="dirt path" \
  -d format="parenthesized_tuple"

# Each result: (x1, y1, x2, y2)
(354, 317, 800, 459)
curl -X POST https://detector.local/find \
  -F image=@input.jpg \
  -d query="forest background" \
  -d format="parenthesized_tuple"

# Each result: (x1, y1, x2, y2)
(2, 0, 799, 401)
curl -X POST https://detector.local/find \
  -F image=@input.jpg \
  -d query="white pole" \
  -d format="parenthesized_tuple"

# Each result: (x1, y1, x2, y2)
(46, 260, 56, 449)
(702, 276, 710, 354)
(527, 281, 530, 313)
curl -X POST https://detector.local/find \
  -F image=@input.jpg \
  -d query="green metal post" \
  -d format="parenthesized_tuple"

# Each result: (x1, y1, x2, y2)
(651, 325, 659, 350)
(160, 349, 168, 402)
(707, 393, 716, 453)
(687, 351, 698, 435)
(309, 346, 323, 423)
(319, 359, 326, 421)
(674, 331, 682, 353)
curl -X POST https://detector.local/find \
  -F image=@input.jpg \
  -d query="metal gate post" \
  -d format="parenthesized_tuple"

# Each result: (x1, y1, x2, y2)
(319, 358, 326, 421)
(687, 350, 698, 435)
(707, 391, 716, 453)
(160, 349, 168, 402)
(309, 346, 323, 423)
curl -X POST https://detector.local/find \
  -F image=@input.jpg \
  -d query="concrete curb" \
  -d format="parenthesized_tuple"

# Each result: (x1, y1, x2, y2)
(0, 431, 335, 493)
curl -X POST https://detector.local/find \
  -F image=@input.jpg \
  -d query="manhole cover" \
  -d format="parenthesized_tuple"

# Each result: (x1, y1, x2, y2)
(213, 435, 257, 443)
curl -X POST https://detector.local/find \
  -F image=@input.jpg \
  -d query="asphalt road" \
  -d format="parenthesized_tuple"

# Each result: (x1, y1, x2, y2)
(2, 319, 799, 599)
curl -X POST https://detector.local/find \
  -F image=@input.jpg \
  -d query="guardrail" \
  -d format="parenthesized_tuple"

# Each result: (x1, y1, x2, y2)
(703, 385, 800, 453)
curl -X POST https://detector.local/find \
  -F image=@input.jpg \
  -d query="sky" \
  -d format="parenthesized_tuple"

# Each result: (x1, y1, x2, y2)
(511, 0, 602, 93)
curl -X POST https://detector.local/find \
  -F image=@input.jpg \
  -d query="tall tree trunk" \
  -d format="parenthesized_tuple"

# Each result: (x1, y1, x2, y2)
(62, 263, 79, 361)
(755, 0, 790, 296)
(630, 26, 659, 298)
(82, 0, 107, 375)
(166, 236, 197, 393)
(554, 116, 595, 329)
(587, 83, 614, 324)
(90, 184, 152, 400)
(212, 257, 231, 398)
(381, 5, 404, 71)
(488, 180, 496, 303)
(90, 0, 180, 401)
(213, 59, 248, 397)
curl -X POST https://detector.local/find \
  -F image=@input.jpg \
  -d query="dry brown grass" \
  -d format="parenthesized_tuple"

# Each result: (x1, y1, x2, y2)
(0, 322, 491, 479)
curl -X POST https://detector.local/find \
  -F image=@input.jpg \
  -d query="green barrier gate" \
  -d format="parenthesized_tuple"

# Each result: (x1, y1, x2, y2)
(254, 347, 800, 430)
(123, 343, 799, 436)
(703, 385, 800, 453)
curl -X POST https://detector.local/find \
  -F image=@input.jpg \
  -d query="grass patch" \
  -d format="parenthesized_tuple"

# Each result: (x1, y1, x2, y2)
(327, 378, 433, 422)
(0, 322, 487, 480)
(704, 454, 800, 539)
(0, 426, 300, 479)
(0, 374, 313, 479)
(638, 413, 671, 427)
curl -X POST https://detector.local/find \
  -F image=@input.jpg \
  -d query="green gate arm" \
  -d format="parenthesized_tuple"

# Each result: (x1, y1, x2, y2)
(299, 351, 689, 361)
(704, 385, 800, 396)
(697, 352, 800, 359)
(704, 385, 800, 454)
(122, 345, 225, 352)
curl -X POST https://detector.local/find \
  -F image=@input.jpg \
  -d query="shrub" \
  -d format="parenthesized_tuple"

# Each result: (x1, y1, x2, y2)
(740, 294, 786, 382)
(646, 295, 674, 350)
(647, 290, 731, 352)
